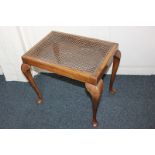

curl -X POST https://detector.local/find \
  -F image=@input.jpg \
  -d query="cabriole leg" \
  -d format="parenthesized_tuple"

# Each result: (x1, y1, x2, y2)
(109, 50, 121, 94)
(85, 79, 104, 127)
(21, 63, 43, 104)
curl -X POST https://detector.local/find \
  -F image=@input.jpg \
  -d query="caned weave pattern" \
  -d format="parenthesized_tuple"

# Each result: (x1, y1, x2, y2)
(25, 31, 116, 74)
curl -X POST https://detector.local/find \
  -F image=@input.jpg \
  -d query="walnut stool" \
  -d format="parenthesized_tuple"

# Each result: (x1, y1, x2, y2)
(21, 31, 121, 127)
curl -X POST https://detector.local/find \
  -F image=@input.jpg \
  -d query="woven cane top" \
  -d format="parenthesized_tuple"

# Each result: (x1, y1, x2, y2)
(24, 31, 118, 74)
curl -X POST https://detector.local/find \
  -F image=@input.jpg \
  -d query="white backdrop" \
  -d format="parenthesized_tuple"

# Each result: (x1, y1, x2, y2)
(0, 26, 155, 81)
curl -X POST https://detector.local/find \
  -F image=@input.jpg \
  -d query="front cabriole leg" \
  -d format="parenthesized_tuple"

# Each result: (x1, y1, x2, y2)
(85, 79, 104, 127)
(21, 63, 43, 104)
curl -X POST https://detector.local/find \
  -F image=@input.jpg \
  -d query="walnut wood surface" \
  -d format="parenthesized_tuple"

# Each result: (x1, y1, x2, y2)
(109, 50, 121, 94)
(85, 79, 103, 127)
(22, 31, 118, 85)
(24, 31, 117, 75)
(21, 31, 121, 127)
(21, 63, 43, 104)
